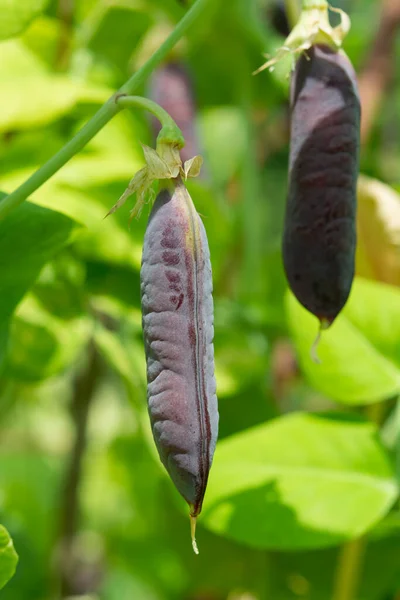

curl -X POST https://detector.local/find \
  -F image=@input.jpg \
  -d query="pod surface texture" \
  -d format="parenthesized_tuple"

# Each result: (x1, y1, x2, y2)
(141, 183, 218, 516)
(283, 44, 361, 323)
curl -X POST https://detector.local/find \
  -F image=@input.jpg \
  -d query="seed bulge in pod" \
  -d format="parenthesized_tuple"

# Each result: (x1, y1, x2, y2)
(140, 178, 218, 553)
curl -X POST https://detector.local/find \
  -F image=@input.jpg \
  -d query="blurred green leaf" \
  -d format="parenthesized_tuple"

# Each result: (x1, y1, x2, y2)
(203, 412, 397, 550)
(0, 40, 108, 132)
(200, 107, 247, 187)
(0, 0, 49, 40)
(344, 278, 400, 366)
(0, 525, 18, 590)
(20, 17, 60, 67)
(0, 194, 77, 369)
(0, 451, 62, 592)
(269, 518, 400, 600)
(86, 5, 152, 72)
(286, 283, 400, 405)
(6, 294, 91, 382)
(0, 77, 102, 133)
(93, 322, 146, 403)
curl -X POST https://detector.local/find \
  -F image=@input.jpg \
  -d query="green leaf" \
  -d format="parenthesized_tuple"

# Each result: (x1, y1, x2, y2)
(6, 294, 91, 382)
(202, 412, 398, 550)
(0, 77, 82, 132)
(0, 194, 77, 369)
(0, 0, 49, 40)
(344, 277, 400, 366)
(286, 283, 400, 405)
(93, 322, 146, 403)
(266, 523, 400, 600)
(86, 5, 151, 72)
(0, 525, 18, 590)
(0, 40, 109, 132)
(199, 107, 247, 187)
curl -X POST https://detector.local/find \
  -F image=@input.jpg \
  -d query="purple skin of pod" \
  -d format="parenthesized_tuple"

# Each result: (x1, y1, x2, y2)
(283, 44, 361, 325)
(141, 180, 218, 518)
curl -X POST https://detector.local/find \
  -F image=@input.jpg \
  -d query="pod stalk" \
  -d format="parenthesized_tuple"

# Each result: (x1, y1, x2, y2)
(254, 1, 351, 74)
(190, 515, 199, 555)
(310, 318, 331, 364)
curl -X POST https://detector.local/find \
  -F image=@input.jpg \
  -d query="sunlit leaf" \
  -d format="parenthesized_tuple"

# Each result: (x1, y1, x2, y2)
(0, 193, 78, 369)
(286, 283, 400, 405)
(0, 40, 109, 132)
(0, 0, 49, 40)
(344, 278, 400, 366)
(0, 525, 18, 590)
(203, 413, 398, 549)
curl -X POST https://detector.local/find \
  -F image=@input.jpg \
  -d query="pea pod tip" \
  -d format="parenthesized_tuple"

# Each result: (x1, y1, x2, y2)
(190, 514, 199, 555)
(310, 317, 332, 365)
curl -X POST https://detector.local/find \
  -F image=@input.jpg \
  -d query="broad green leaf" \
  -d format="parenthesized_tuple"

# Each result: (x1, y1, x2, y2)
(344, 278, 400, 366)
(286, 285, 400, 405)
(202, 413, 398, 550)
(0, 526, 18, 590)
(0, 175, 143, 268)
(0, 0, 49, 40)
(0, 194, 77, 368)
(356, 175, 400, 285)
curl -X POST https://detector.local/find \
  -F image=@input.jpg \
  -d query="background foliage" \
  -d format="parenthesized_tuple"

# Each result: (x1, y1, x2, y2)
(0, 0, 400, 598)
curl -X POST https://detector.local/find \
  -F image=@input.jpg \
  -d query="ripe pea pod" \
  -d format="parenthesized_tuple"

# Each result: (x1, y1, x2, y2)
(140, 179, 218, 553)
(283, 44, 361, 329)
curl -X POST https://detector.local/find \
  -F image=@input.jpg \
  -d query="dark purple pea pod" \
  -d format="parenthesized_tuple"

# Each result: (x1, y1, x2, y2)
(140, 179, 218, 553)
(283, 44, 361, 329)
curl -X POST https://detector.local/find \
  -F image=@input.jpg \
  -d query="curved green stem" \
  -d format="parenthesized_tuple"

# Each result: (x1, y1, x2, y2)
(0, 0, 211, 221)
(116, 95, 178, 132)
(116, 95, 185, 148)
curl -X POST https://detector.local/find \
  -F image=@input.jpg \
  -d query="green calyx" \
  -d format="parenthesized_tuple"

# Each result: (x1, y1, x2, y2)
(254, 2, 351, 74)
(106, 141, 203, 221)
(106, 95, 202, 221)
(157, 124, 185, 149)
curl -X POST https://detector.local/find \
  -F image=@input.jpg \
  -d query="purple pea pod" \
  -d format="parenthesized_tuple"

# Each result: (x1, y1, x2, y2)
(283, 44, 361, 328)
(140, 178, 218, 552)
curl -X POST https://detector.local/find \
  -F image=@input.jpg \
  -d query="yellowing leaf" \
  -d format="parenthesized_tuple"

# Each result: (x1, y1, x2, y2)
(357, 175, 400, 286)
